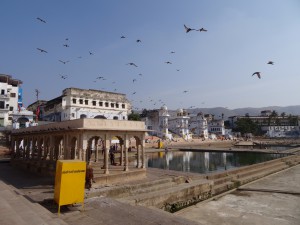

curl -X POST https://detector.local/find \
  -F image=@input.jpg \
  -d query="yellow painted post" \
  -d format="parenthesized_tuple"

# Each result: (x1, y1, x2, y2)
(54, 160, 86, 215)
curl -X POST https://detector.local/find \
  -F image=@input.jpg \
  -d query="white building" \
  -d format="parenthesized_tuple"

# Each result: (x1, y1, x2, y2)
(29, 88, 132, 122)
(0, 74, 22, 128)
(208, 119, 225, 135)
(189, 113, 209, 139)
(141, 106, 172, 139)
(266, 125, 299, 138)
(168, 109, 192, 140)
(11, 107, 36, 129)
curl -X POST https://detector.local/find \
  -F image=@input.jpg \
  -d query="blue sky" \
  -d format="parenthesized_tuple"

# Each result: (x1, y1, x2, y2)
(1, 0, 299, 110)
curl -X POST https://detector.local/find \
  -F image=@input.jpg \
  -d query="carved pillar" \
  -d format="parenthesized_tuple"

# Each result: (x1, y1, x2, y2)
(104, 135, 110, 174)
(94, 137, 99, 162)
(141, 139, 146, 169)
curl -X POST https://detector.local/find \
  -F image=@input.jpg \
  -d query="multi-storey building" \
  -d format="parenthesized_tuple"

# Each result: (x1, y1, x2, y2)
(208, 119, 225, 135)
(27, 88, 132, 122)
(189, 113, 209, 139)
(168, 109, 191, 140)
(0, 74, 23, 128)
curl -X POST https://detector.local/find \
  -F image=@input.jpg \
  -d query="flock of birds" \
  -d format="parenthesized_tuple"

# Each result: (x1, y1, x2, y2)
(34, 16, 274, 111)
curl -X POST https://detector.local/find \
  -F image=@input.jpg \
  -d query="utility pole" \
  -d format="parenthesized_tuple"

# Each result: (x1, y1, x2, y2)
(35, 89, 40, 101)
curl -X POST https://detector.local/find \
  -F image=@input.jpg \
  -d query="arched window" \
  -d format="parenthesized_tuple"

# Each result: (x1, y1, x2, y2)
(113, 116, 118, 120)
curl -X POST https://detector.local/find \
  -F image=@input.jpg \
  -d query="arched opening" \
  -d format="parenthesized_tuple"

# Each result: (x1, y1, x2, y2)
(87, 136, 104, 162)
(70, 137, 78, 159)
(80, 114, 87, 119)
(113, 116, 118, 120)
(94, 115, 107, 119)
(17, 117, 29, 128)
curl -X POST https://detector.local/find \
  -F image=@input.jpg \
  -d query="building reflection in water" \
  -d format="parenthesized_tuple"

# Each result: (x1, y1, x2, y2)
(147, 151, 284, 174)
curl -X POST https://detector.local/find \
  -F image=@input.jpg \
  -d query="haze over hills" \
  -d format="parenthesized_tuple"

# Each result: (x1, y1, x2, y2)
(180, 105, 300, 120)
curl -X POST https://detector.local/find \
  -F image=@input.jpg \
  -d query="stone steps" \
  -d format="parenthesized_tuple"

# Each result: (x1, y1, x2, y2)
(119, 179, 212, 210)
(0, 181, 67, 225)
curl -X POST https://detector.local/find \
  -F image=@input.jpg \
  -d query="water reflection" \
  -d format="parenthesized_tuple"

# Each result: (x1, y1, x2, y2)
(147, 151, 284, 174)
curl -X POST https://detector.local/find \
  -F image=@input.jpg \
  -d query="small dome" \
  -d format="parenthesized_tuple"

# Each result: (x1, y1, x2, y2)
(177, 108, 183, 114)
(161, 105, 168, 111)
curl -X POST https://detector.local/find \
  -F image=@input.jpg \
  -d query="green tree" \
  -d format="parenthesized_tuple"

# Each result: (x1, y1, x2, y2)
(234, 118, 259, 135)
(128, 112, 141, 121)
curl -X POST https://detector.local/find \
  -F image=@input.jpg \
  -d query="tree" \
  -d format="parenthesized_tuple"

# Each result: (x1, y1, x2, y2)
(234, 118, 259, 135)
(128, 112, 141, 121)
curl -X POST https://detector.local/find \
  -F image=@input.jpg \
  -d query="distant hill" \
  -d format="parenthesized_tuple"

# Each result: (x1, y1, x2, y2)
(184, 105, 300, 120)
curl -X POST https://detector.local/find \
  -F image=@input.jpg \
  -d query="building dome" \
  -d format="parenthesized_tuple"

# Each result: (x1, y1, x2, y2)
(161, 105, 168, 111)
(177, 108, 183, 114)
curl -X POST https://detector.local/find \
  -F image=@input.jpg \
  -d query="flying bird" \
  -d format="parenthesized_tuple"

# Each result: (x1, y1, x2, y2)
(37, 17, 46, 23)
(60, 75, 68, 79)
(165, 61, 172, 64)
(37, 48, 48, 53)
(133, 79, 137, 83)
(170, 51, 175, 54)
(267, 61, 274, 65)
(197, 28, 207, 32)
(136, 39, 141, 43)
(59, 60, 69, 64)
(89, 51, 93, 55)
(127, 62, 138, 67)
(183, 90, 188, 93)
(132, 92, 136, 95)
(184, 24, 195, 33)
(121, 36, 126, 38)
(96, 76, 104, 79)
(252, 72, 261, 79)
(176, 69, 180, 71)
(63, 44, 69, 47)
(138, 73, 143, 76)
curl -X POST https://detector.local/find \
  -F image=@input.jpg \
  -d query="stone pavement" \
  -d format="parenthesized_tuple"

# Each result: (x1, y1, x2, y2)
(176, 164, 300, 225)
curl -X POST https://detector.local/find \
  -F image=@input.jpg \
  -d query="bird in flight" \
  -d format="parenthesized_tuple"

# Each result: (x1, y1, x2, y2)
(176, 69, 180, 71)
(60, 75, 68, 79)
(37, 17, 46, 23)
(59, 60, 69, 64)
(127, 62, 138, 67)
(197, 28, 207, 32)
(267, 61, 274, 65)
(165, 61, 172, 64)
(132, 92, 136, 95)
(133, 79, 137, 83)
(136, 39, 142, 43)
(170, 51, 175, 54)
(89, 51, 93, 55)
(184, 24, 195, 33)
(183, 90, 188, 93)
(121, 36, 126, 39)
(96, 76, 104, 80)
(63, 44, 69, 47)
(252, 72, 261, 79)
(37, 48, 48, 53)
(138, 73, 143, 76)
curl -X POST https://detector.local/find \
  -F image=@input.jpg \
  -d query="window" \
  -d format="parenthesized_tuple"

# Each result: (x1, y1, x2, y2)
(1, 90, 4, 95)
(6, 104, 9, 109)
(72, 98, 76, 104)
(79, 99, 83, 104)
(111, 103, 114, 108)
(105, 102, 109, 107)
(99, 101, 103, 107)
(71, 113, 75, 118)
(113, 116, 118, 120)
(8, 117, 12, 121)
(85, 100, 88, 105)
(116, 103, 119, 108)
(92, 101, 96, 106)
(0, 101, 4, 109)
(9, 106, 13, 111)
(10, 93, 16, 98)
(122, 104, 125, 109)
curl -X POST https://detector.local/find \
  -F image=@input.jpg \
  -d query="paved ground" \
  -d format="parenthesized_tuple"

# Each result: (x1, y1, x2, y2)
(176, 164, 300, 225)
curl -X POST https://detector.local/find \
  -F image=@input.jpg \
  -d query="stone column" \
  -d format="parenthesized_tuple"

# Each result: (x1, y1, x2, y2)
(120, 144, 124, 166)
(124, 135, 129, 171)
(94, 137, 99, 162)
(136, 145, 140, 168)
(141, 140, 146, 169)
(104, 136, 110, 174)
